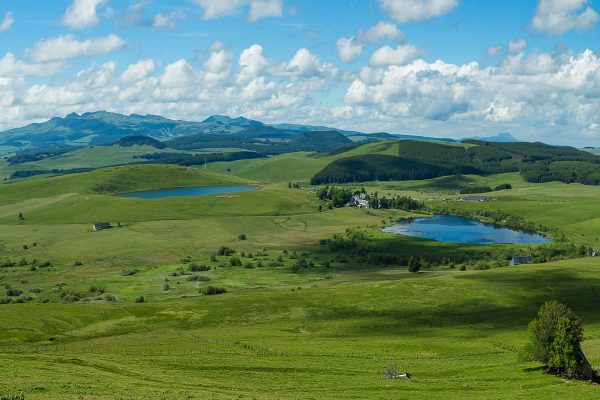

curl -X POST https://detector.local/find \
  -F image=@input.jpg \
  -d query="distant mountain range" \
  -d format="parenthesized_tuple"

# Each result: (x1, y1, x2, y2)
(0, 110, 519, 151)
(465, 132, 518, 142)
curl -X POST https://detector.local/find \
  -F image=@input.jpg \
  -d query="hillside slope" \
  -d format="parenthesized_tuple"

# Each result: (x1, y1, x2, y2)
(312, 140, 600, 185)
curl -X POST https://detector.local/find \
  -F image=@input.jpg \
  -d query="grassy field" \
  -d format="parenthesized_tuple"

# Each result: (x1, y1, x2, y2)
(0, 259, 599, 399)
(1, 156, 600, 398)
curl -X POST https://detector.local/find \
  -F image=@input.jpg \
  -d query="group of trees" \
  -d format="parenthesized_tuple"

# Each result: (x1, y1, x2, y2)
(366, 192, 424, 211)
(316, 186, 354, 208)
(316, 186, 423, 211)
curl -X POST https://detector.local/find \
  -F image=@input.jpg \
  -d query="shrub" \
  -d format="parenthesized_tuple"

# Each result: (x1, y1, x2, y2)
(30, 288, 42, 294)
(244, 262, 254, 269)
(238, 233, 247, 240)
(186, 275, 210, 282)
(459, 265, 467, 271)
(229, 257, 242, 267)
(382, 362, 400, 379)
(162, 283, 171, 292)
(494, 183, 512, 191)
(199, 286, 226, 296)
(188, 263, 211, 272)
(121, 269, 139, 276)
(39, 261, 52, 268)
(524, 301, 585, 377)
(134, 296, 145, 303)
(217, 246, 235, 256)
(210, 254, 218, 262)
(268, 260, 284, 267)
(104, 294, 116, 302)
(60, 291, 80, 302)
(6, 289, 22, 297)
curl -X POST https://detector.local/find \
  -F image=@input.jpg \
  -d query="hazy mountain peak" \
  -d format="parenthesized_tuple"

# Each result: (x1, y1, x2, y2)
(466, 132, 518, 142)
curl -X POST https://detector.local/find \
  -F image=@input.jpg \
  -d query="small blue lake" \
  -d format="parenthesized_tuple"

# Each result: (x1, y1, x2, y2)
(117, 185, 258, 199)
(382, 215, 549, 245)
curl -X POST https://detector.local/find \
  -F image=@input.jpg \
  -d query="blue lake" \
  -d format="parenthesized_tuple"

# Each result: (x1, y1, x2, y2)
(117, 185, 258, 199)
(382, 215, 549, 245)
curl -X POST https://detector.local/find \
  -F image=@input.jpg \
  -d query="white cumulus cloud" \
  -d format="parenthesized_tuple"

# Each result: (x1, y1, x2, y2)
(369, 44, 420, 66)
(193, 0, 283, 21)
(120, 59, 155, 82)
(378, 0, 459, 23)
(0, 11, 14, 32)
(63, 0, 107, 29)
(152, 11, 185, 29)
(532, 0, 599, 35)
(25, 34, 126, 63)
(336, 21, 405, 63)
(247, 0, 283, 21)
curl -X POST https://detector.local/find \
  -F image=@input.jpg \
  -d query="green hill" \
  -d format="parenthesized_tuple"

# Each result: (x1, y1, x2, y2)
(312, 140, 600, 185)
(0, 164, 250, 202)
(114, 135, 167, 149)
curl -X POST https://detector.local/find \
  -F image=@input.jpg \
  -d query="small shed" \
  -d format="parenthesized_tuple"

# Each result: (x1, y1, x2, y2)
(510, 256, 533, 266)
(93, 222, 112, 231)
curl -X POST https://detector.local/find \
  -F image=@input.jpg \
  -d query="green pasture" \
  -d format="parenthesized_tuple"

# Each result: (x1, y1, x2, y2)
(0, 259, 599, 399)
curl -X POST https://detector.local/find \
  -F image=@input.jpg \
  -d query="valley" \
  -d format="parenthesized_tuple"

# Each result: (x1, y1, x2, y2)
(1, 133, 600, 398)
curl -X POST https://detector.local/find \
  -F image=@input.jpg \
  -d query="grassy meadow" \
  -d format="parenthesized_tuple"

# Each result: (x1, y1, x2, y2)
(1, 153, 600, 399)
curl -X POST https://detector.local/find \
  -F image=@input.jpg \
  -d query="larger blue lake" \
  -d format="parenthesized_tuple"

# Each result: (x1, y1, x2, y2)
(382, 215, 549, 245)
(117, 185, 258, 199)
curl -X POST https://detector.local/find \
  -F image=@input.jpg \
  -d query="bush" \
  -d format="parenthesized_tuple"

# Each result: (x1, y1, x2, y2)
(121, 269, 139, 276)
(229, 257, 242, 267)
(60, 291, 80, 302)
(199, 286, 226, 296)
(238, 233, 247, 240)
(382, 362, 400, 379)
(186, 275, 210, 282)
(494, 183, 512, 191)
(162, 283, 171, 292)
(524, 301, 585, 377)
(217, 246, 235, 256)
(6, 289, 22, 297)
(244, 262, 254, 269)
(135, 296, 145, 303)
(188, 263, 211, 272)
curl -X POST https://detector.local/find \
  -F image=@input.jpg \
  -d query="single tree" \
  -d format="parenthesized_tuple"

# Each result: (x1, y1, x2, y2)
(407, 256, 420, 273)
(525, 301, 585, 377)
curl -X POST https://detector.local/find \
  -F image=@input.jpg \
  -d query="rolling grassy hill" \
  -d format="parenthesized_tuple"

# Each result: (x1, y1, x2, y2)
(0, 164, 251, 203)
(311, 140, 600, 186)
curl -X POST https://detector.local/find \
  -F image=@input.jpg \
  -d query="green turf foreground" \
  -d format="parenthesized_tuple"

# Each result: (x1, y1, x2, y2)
(0, 258, 599, 399)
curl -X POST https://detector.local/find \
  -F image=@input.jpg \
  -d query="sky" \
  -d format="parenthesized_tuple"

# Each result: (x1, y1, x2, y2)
(1, 0, 600, 145)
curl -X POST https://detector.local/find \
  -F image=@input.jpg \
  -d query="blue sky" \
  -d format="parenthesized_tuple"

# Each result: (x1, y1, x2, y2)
(1, 0, 600, 144)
